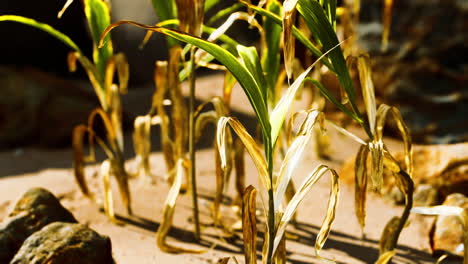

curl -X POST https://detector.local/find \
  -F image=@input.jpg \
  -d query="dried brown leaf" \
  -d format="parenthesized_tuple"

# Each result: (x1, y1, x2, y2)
(282, 0, 299, 80)
(273, 165, 339, 258)
(379, 216, 400, 256)
(67, 52, 78, 72)
(242, 185, 257, 264)
(375, 250, 395, 264)
(382, 0, 393, 52)
(157, 159, 205, 253)
(274, 110, 324, 211)
(355, 143, 369, 234)
(217, 117, 270, 190)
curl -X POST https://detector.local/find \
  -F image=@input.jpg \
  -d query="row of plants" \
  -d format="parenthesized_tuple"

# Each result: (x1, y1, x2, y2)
(2, 0, 466, 263)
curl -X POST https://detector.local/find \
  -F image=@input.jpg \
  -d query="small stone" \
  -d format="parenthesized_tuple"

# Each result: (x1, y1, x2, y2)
(10, 222, 114, 264)
(0, 188, 77, 263)
(431, 193, 467, 258)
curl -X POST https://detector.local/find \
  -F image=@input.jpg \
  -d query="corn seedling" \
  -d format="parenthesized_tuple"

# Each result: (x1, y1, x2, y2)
(0, 0, 132, 223)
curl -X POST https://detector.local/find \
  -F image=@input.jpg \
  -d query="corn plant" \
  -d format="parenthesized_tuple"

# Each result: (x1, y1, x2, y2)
(0, 0, 131, 223)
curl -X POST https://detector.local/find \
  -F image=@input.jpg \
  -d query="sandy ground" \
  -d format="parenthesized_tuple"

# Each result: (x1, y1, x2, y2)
(0, 74, 447, 263)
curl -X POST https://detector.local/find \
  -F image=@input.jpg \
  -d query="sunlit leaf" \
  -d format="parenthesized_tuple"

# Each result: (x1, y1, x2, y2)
(411, 206, 464, 216)
(57, 0, 75, 19)
(242, 185, 258, 264)
(274, 110, 324, 211)
(372, 104, 413, 190)
(297, 0, 361, 119)
(382, 0, 393, 51)
(0, 15, 81, 53)
(206, 3, 243, 25)
(355, 143, 369, 234)
(282, 0, 298, 80)
(100, 159, 119, 223)
(84, 0, 113, 78)
(237, 0, 333, 70)
(157, 159, 205, 253)
(269, 42, 342, 146)
(261, 0, 282, 104)
(272, 165, 339, 257)
(375, 250, 396, 264)
(100, 20, 270, 139)
(356, 54, 376, 132)
(234, 138, 246, 207)
(133, 115, 157, 182)
(379, 216, 400, 256)
(305, 78, 363, 124)
(237, 45, 268, 102)
(217, 117, 270, 190)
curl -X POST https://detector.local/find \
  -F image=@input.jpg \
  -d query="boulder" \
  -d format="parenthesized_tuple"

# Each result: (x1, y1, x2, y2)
(0, 188, 77, 263)
(10, 222, 114, 264)
(431, 193, 467, 258)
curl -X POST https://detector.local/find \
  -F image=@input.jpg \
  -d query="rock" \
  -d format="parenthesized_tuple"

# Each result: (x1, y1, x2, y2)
(0, 188, 77, 263)
(10, 222, 114, 264)
(340, 143, 468, 205)
(353, 0, 468, 144)
(431, 193, 467, 258)
(0, 66, 98, 148)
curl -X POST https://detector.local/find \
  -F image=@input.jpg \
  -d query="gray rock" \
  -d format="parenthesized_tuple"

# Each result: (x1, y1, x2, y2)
(0, 188, 77, 263)
(10, 222, 114, 264)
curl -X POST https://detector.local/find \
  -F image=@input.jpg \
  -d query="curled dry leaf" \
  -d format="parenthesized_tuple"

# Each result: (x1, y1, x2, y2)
(382, 0, 394, 51)
(379, 216, 400, 256)
(242, 185, 257, 264)
(272, 165, 339, 258)
(274, 110, 324, 211)
(282, 0, 299, 80)
(375, 250, 396, 264)
(355, 143, 369, 235)
(100, 159, 118, 223)
(217, 117, 270, 190)
(133, 115, 161, 182)
(157, 159, 205, 253)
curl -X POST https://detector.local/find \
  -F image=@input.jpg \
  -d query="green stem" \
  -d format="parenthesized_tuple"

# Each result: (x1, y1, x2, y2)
(188, 46, 201, 241)
(265, 140, 275, 264)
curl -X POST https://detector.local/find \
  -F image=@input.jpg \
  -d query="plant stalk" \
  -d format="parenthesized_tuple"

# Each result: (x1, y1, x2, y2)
(389, 169, 414, 251)
(265, 140, 275, 264)
(188, 46, 201, 241)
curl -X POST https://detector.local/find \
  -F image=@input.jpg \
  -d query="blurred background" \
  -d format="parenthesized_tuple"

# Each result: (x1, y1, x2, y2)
(0, 0, 466, 149)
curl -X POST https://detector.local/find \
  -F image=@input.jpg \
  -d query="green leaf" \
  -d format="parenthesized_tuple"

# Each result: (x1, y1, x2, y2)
(151, 0, 178, 47)
(321, 0, 337, 28)
(204, 0, 220, 13)
(269, 41, 344, 147)
(100, 21, 270, 138)
(206, 3, 243, 26)
(0, 15, 81, 53)
(297, 0, 361, 120)
(304, 78, 362, 123)
(151, 0, 177, 21)
(84, 0, 113, 79)
(238, 0, 333, 70)
(261, 0, 282, 105)
(237, 45, 268, 103)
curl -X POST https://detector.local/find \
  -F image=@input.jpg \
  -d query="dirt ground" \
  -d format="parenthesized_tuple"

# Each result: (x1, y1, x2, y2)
(0, 74, 448, 263)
